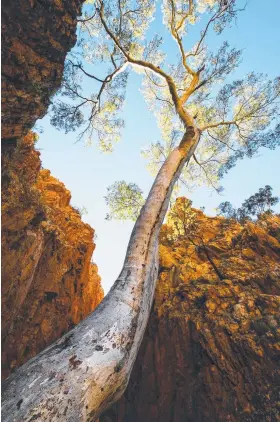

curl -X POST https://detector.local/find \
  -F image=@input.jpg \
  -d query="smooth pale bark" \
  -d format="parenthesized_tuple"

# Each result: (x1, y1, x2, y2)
(1, 126, 200, 422)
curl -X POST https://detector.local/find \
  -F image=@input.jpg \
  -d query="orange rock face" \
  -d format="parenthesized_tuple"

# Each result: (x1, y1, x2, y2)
(1, 0, 105, 383)
(1, 134, 103, 379)
(1, 0, 84, 142)
(102, 199, 280, 422)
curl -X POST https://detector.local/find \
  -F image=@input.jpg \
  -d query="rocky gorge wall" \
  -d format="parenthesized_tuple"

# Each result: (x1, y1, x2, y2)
(2, 0, 84, 142)
(1, 0, 105, 380)
(2, 0, 280, 420)
(1, 133, 103, 379)
(102, 200, 280, 422)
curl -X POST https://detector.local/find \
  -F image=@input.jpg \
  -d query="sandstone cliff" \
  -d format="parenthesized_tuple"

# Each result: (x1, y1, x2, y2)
(1, 0, 84, 142)
(1, 0, 104, 381)
(101, 198, 280, 422)
(1, 134, 103, 379)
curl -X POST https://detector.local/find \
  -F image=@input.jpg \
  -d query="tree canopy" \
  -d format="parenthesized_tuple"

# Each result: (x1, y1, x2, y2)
(50, 0, 280, 216)
(217, 185, 279, 222)
(104, 180, 145, 220)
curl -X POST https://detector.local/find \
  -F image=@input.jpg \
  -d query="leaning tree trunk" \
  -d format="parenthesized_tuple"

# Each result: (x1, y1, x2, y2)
(1, 126, 200, 422)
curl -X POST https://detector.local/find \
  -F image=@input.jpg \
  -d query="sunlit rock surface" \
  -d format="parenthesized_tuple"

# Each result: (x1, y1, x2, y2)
(102, 201, 280, 422)
(1, 134, 103, 379)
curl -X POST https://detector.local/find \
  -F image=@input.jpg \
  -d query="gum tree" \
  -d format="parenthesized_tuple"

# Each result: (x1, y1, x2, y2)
(2, 1, 279, 421)
(218, 185, 279, 221)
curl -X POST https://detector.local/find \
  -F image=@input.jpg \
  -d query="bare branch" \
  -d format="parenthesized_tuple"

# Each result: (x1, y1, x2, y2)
(68, 59, 105, 83)
(77, 11, 97, 23)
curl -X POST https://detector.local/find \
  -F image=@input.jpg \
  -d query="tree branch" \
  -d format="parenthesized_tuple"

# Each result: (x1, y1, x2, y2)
(97, 2, 194, 127)
(169, 0, 196, 77)
(68, 59, 105, 83)
(200, 120, 237, 131)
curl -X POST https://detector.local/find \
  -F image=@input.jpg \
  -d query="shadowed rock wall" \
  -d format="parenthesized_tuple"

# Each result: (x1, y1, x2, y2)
(1, 0, 84, 142)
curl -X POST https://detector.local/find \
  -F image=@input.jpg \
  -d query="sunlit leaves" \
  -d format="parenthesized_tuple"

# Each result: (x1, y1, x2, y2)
(141, 70, 279, 193)
(162, 197, 198, 242)
(200, 41, 242, 87)
(50, 0, 279, 203)
(105, 181, 145, 220)
(200, 74, 280, 175)
(162, 0, 196, 36)
(50, 0, 159, 147)
(219, 123, 280, 177)
(141, 133, 178, 175)
(197, 0, 217, 13)
(162, 0, 239, 38)
(51, 50, 128, 150)
(143, 35, 165, 67)
(215, 73, 280, 133)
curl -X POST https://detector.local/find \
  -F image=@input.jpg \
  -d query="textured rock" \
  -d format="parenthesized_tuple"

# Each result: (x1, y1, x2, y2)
(1, 134, 103, 379)
(1, 0, 84, 142)
(2, 1, 280, 416)
(101, 199, 280, 422)
(1, 0, 103, 381)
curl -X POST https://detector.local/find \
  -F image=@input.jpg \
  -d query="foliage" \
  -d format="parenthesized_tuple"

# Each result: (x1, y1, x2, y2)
(217, 185, 279, 222)
(167, 197, 198, 237)
(72, 205, 88, 217)
(104, 181, 145, 220)
(50, 61, 127, 151)
(160, 197, 199, 243)
(50, 0, 280, 199)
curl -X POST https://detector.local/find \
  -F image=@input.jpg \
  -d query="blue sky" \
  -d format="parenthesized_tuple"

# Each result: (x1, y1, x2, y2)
(36, 0, 280, 293)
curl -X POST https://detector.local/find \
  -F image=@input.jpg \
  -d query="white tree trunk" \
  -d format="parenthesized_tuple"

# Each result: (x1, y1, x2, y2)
(1, 126, 199, 422)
